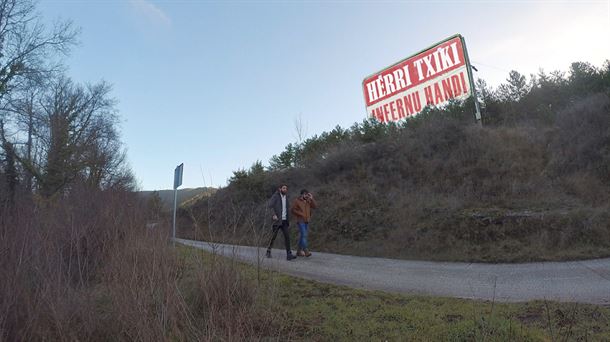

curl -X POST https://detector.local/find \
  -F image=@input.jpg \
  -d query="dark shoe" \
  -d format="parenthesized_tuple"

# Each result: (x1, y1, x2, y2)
(304, 250, 312, 257)
(265, 250, 271, 258)
(286, 254, 297, 261)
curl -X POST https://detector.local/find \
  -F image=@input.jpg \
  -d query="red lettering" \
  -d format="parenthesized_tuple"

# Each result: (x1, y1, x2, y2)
(373, 107, 384, 122)
(363, 37, 466, 107)
(460, 72, 468, 94)
(434, 82, 444, 104)
(451, 75, 462, 96)
(403, 95, 414, 115)
(396, 98, 406, 118)
(390, 101, 398, 121)
(424, 86, 434, 105)
(441, 78, 454, 99)
(383, 104, 390, 122)
(413, 91, 422, 112)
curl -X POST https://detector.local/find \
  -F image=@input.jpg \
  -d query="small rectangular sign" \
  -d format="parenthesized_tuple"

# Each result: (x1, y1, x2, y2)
(362, 34, 473, 123)
(173, 163, 183, 189)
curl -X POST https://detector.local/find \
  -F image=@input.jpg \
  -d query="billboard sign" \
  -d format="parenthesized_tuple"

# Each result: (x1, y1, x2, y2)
(362, 34, 475, 123)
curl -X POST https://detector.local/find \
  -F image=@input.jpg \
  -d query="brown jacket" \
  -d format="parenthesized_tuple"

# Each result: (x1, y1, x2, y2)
(290, 197, 317, 223)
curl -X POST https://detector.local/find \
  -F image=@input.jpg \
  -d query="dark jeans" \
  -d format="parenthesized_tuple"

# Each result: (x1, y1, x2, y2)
(267, 220, 291, 255)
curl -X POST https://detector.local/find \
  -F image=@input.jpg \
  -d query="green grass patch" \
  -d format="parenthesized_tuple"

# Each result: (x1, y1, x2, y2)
(178, 245, 610, 341)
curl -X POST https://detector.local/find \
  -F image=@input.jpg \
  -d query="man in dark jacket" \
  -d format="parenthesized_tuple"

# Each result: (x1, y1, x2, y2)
(266, 184, 296, 260)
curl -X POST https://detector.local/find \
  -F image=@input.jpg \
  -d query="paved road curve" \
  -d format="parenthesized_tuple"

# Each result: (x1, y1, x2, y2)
(175, 238, 610, 305)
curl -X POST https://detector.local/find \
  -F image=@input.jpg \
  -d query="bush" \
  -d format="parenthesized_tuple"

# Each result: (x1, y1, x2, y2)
(549, 93, 610, 186)
(0, 184, 285, 340)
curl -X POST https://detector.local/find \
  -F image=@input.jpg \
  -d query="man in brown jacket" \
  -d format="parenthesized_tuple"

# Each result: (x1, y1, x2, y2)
(290, 189, 317, 257)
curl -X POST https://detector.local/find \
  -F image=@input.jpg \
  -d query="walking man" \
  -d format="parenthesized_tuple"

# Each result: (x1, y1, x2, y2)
(291, 189, 317, 257)
(266, 184, 297, 260)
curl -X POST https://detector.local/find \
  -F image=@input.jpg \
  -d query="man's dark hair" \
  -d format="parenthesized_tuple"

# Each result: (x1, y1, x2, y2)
(300, 189, 308, 195)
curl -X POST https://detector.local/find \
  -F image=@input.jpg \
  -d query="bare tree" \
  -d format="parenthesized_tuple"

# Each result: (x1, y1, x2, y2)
(5, 77, 133, 197)
(0, 119, 17, 204)
(0, 0, 77, 100)
(4, 82, 44, 191)
(293, 112, 308, 144)
(0, 0, 78, 195)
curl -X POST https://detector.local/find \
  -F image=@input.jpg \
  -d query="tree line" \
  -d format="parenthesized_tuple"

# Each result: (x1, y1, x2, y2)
(0, 0, 133, 208)
(258, 61, 610, 175)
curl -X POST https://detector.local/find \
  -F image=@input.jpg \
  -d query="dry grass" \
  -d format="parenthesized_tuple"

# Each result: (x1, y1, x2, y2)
(178, 244, 610, 341)
(0, 184, 288, 341)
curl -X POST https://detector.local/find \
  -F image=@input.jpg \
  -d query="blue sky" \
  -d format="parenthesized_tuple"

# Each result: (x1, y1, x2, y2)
(38, 0, 610, 190)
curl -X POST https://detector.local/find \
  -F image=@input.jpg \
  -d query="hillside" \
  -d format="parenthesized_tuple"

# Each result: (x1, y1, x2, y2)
(139, 187, 216, 210)
(181, 62, 610, 262)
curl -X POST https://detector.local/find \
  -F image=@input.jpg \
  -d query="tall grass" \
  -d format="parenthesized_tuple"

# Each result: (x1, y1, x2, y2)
(0, 183, 286, 341)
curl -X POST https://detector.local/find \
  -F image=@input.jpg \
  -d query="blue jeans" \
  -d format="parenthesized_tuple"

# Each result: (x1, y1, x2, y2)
(297, 222, 309, 250)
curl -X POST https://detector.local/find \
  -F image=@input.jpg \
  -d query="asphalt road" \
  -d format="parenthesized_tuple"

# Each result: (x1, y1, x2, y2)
(175, 238, 610, 305)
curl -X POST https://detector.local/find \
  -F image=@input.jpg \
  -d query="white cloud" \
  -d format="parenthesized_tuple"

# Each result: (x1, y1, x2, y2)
(129, 0, 171, 28)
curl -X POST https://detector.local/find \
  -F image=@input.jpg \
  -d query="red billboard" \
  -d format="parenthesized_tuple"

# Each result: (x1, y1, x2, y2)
(362, 34, 474, 123)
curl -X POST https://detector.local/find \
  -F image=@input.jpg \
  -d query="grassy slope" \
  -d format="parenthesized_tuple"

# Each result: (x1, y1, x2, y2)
(139, 187, 216, 210)
(183, 94, 610, 263)
(179, 245, 610, 341)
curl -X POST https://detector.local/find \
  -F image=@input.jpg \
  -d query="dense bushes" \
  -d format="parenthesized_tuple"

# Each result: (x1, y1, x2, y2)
(0, 185, 284, 340)
(0, 187, 143, 340)
(550, 94, 610, 185)
(184, 61, 610, 262)
(0, 1, 288, 339)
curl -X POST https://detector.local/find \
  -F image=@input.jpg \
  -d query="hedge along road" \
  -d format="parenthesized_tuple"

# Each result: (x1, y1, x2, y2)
(175, 238, 610, 305)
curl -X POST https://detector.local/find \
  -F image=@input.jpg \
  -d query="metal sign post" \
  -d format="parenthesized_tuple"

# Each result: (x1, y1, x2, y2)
(172, 163, 183, 244)
(460, 36, 483, 126)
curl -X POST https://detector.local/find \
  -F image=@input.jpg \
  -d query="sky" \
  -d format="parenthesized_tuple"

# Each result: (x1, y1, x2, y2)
(37, 0, 610, 191)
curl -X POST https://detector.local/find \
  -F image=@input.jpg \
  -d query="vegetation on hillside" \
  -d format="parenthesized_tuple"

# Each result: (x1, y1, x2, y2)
(138, 187, 217, 211)
(184, 61, 610, 262)
(0, 1, 270, 340)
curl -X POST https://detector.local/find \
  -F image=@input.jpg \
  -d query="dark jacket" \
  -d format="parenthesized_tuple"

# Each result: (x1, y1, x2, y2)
(268, 191, 290, 222)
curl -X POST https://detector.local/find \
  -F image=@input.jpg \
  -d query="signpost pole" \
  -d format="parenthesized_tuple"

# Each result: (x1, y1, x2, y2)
(172, 163, 183, 246)
(172, 187, 178, 244)
(460, 35, 483, 126)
